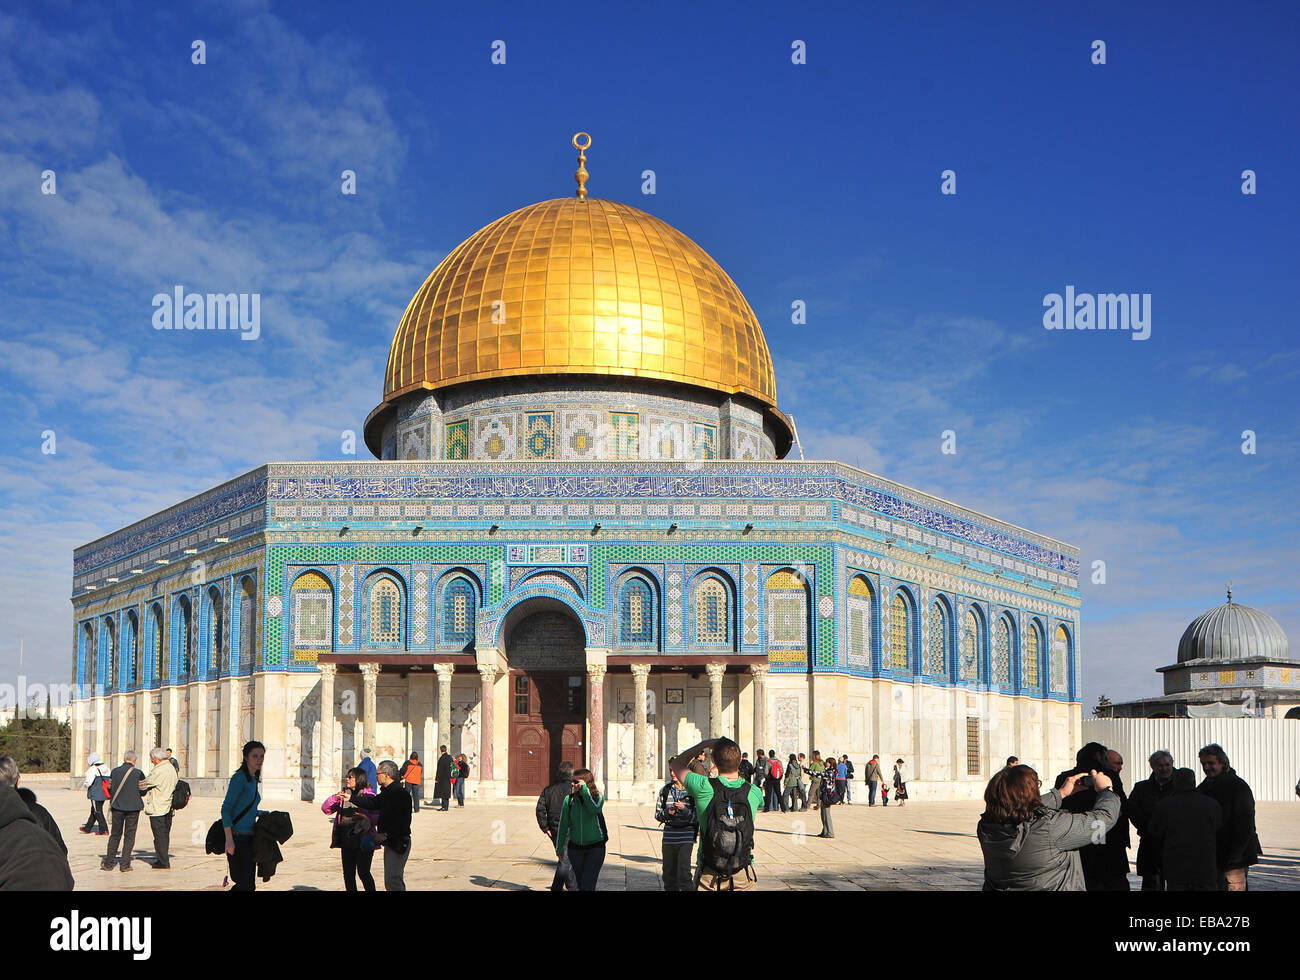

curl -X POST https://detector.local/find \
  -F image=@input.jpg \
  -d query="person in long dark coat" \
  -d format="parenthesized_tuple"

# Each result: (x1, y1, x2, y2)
(1197, 743, 1261, 891)
(1147, 768, 1222, 891)
(1054, 741, 1130, 890)
(1126, 749, 1177, 891)
(433, 745, 454, 811)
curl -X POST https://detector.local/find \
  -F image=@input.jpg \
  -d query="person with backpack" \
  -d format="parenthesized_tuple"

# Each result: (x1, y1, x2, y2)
(322, 766, 379, 892)
(80, 753, 110, 835)
(842, 755, 855, 804)
(398, 752, 422, 813)
(536, 761, 579, 891)
(765, 750, 785, 813)
(738, 752, 755, 784)
(782, 754, 802, 812)
(755, 751, 770, 809)
(817, 762, 838, 837)
(655, 762, 698, 891)
(672, 736, 765, 891)
(222, 741, 266, 890)
(100, 750, 145, 872)
(141, 746, 178, 869)
(835, 756, 849, 804)
(454, 754, 470, 807)
(554, 768, 608, 891)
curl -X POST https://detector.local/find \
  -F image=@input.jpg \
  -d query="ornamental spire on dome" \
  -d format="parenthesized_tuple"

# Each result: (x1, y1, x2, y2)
(1226, 580, 1233, 604)
(573, 132, 591, 200)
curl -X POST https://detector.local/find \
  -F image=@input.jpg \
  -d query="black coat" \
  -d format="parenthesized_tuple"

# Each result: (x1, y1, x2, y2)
(1126, 774, 1177, 875)
(107, 762, 146, 812)
(357, 780, 413, 841)
(1198, 769, 1261, 870)
(253, 810, 294, 881)
(1054, 767, 1130, 875)
(16, 788, 66, 856)
(536, 779, 570, 834)
(433, 753, 454, 798)
(0, 783, 74, 891)
(1147, 790, 1222, 889)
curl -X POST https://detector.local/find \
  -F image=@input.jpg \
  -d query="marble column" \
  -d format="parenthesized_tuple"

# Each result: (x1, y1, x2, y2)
(434, 663, 454, 753)
(586, 663, 607, 782)
(749, 662, 769, 750)
(706, 663, 727, 738)
(476, 664, 499, 782)
(359, 662, 380, 754)
(631, 663, 652, 785)
(317, 663, 336, 789)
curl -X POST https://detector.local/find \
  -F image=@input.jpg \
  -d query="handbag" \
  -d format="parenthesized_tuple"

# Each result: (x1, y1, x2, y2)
(205, 796, 256, 854)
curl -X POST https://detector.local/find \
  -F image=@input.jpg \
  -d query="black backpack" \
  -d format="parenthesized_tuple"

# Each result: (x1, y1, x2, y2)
(699, 778, 754, 877)
(171, 779, 191, 811)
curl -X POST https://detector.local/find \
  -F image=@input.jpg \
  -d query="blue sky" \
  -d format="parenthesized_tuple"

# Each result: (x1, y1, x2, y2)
(1, 0, 1296, 706)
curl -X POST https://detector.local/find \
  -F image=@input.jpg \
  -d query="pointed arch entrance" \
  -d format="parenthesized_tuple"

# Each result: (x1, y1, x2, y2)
(501, 597, 588, 797)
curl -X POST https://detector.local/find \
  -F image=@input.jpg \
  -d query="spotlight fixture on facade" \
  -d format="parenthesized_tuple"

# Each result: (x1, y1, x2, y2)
(591, 522, 602, 535)
(339, 525, 350, 537)
(668, 522, 678, 533)
(489, 524, 499, 534)
(214, 536, 230, 543)
(743, 523, 754, 534)
(412, 525, 423, 536)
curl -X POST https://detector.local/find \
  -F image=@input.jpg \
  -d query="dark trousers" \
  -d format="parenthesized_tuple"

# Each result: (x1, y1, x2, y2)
(568, 842, 605, 891)
(836, 779, 848, 803)
(84, 799, 107, 833)
(1084, 870, 1131, 892)
(408, 783, 420, 812)
(551, 843, 578, 890)
(1165, 875, 1217, 892)
(782, 785, 799, 811)
(341, 846, 376, 892)
(819, 799, 835, 837)
(766, 780, 784, 812)
(868, 780, 879, 805)
(1140, 872, 1164, 891)
(662, 840, 693, 891)
(227, 832, 256, 891)
(105, 808, 140, 866)
(149, 812, 173, 868)
(796, 783, 807, 809)
(454, 779, 465, 806)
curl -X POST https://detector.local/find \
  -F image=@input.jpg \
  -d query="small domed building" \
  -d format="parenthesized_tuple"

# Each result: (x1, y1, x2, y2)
(1100, 587, 1298, 719)
(69, 137, 1082, 801)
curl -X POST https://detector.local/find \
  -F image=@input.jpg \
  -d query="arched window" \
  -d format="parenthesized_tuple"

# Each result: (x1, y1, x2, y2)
(1051, 625, 1071, 695)
(237, 577, 256, 671)
(961, 608, 982, 681)
(694, 577, 730, 645)
(148, 602, 165, 683)
(291, 571, 334, 653)
(993, 615, 1012, 686)
(847, 576, 873, 668)
(81, 622, 96, 692)
(442, 576, 476, 648)
(1023, 619, 1041, 689)
(125, 609, 139, 689)
(618, 577, 654, 646)
(369, 577, 402, 645)
(927, 601, 948, 675)
(890, 593, 911, 671)
(205, 585, 225, 676)
(765, 570, 808, 653)
(174, 594, 193, 680)
(102, 617, 117, 693)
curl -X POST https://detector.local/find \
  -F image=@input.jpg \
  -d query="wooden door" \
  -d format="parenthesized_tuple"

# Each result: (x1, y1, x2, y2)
(508, 671, 585, 796)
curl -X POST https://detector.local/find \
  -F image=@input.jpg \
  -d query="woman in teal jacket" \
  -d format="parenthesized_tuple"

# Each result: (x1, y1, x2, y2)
(555, 768, 607, 891)
(221, 740, 265, 891)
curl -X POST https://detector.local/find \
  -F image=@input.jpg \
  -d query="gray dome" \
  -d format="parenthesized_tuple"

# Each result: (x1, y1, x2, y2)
(1177, 592, 1290, 664)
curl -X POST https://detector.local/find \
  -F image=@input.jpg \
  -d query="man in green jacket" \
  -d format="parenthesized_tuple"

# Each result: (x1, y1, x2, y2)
(672, 737, 764, 891)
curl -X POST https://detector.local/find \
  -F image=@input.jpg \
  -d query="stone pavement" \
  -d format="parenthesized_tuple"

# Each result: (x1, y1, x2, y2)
(28, 784, 1300, 891)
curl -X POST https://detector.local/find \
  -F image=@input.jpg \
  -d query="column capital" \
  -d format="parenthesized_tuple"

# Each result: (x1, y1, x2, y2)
(317, 662, 337, 679)
(476, 663, 500, 684)
(434, 663, 456, 681)
(359, 662, 381, 680)
(748, 662, 770, 679)
(705, 662, 728, 682)
(630, 662, 653, 679)
(586, 662, 607, 684)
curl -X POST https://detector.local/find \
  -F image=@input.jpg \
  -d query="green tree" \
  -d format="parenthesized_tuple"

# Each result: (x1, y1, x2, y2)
(0, 717, 71, 772)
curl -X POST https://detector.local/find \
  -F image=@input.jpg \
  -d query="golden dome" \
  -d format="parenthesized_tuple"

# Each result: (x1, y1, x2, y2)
(382, 197, 779, 409)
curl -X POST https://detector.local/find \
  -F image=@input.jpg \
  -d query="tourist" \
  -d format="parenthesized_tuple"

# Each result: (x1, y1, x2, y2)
(0, 782, 75, 891)
(221, 740, 265, 891)
(817, 761, 837, 838)
(841, 755, 855, 803)
(795, 753, 809, 809)
(398, 752, 422, 812)
(864, 754, 882, 806)
(782, 754, 802, 812)
(977, 765, 1120, 891)
(754, 747, 769, 800)
(80, 752, 110, 835)
(430, 744, 453, 811)
(671, 737, 764, 891)
(892, 759, 909, 806)
(805, 751, 824, 811)
(689, 750, 710, 776)
(738, 752, 755, 784)
(555, 768, 607, 891)
(322, 767, 378, 892)
(880, 779, 889, 805)
(765, 750, 785, 812)
(165, 748, 179, 773)
(100, 750, 145, 872)
(1197, 743, 1261, 891)
(1053, 742, 1129, 890)
(835, 756, 849, 804)
(1107, 750, 1124, 776)
(1147, 768, 1222, 891)
(0, 755, 65, 854)
(454, 754, 470, 807)
(1005, 756, 1019, 768)
(354, 760, 413, 891)
(141, 747, 178, 870)
(358, 748, 378, 799)
(1126, 749, 1177, 891)
(655, 762, 698, 892)
(536, 760, 578, 891)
